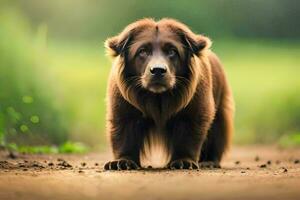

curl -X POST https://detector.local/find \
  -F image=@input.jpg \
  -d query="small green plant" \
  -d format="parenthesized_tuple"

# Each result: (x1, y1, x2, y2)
(58, 141, 89, 153)
(7, 141, 89, 154)
(278, 133, 300, 148)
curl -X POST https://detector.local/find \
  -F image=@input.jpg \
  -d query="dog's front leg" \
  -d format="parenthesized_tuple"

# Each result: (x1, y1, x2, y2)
(104, 117, 149, 170)
(167, 115, 210, 170)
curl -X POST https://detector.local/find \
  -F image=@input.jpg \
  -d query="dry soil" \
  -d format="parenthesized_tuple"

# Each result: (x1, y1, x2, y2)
(0, 146, 300, 200)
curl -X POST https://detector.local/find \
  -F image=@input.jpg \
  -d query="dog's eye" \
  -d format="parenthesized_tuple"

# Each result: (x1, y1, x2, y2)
(138, 48, 150, 58)
(167, 49, 177, 58)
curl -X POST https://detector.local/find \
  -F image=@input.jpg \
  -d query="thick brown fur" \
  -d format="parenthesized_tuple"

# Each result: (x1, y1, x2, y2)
(104, 18, 234, 170)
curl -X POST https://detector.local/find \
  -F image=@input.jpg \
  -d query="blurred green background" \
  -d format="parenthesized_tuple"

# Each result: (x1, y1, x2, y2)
(0, 0, 300, 153)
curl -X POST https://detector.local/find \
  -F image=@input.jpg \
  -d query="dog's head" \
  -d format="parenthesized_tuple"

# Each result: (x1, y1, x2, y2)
(105, 18, 211, 94)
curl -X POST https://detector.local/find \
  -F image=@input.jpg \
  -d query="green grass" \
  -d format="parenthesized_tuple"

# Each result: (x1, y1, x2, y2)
(7, 141, 89, 154)
(278, 132, 300, 148)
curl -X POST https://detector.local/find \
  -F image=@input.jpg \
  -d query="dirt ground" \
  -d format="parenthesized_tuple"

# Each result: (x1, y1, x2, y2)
(0, 146, 300, 200)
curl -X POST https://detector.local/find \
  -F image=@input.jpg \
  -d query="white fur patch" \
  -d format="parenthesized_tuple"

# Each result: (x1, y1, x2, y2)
(148, 86, 167, 93)
(140, 130, 171, 168)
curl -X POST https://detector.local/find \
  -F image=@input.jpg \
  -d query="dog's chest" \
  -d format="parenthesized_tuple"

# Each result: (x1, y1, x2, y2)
(139, 128, 171, 168)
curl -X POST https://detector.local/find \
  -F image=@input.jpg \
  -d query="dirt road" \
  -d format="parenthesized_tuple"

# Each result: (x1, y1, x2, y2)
(0, 146, 300, 200)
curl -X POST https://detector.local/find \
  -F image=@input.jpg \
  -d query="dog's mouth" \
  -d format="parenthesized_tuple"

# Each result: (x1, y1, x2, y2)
(148, 82, 168, 93)
(146, 78, 175, 93)
(141, 75, 176, 94)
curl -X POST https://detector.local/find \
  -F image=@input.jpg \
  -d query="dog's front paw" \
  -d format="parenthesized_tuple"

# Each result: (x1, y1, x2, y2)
(168, 159, 199, 170)
(199, 161, 221, 169)
(104, 159, 140, 170)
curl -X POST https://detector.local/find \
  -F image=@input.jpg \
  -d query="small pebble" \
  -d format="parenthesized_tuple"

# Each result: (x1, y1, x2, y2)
(7, 151, 18, 159)
(267, 160, 272, 165)
(259, 164, 267, 168)
(294, 159, 299, 164)
(255, 156, 260, 162)
(235, 161, 240, 165)
(281, 167, 288, 173)
(58, 161, 72, 168)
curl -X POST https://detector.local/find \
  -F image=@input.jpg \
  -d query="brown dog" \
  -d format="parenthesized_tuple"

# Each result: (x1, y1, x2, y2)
(104, 18, 234, 170)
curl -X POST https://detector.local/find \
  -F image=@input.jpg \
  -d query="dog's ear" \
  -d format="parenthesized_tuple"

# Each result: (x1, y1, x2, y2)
(182, 32, 212, 55)
(163, 18, 212, 55)
(105, 32, 131, 57)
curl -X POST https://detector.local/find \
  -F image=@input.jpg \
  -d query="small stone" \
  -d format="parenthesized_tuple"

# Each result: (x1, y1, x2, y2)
(57, 160, 72, 168)
(294, 159, 299, 164)
(259, 164, 267, 168)
(255, 156, 260, 162)
(267, 160, 272, 165)
(282, 167, 288, 173)
(7, 151, 18, 159)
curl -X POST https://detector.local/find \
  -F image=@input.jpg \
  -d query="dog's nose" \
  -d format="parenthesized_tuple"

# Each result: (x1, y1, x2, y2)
(150, 65, 167, 76)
